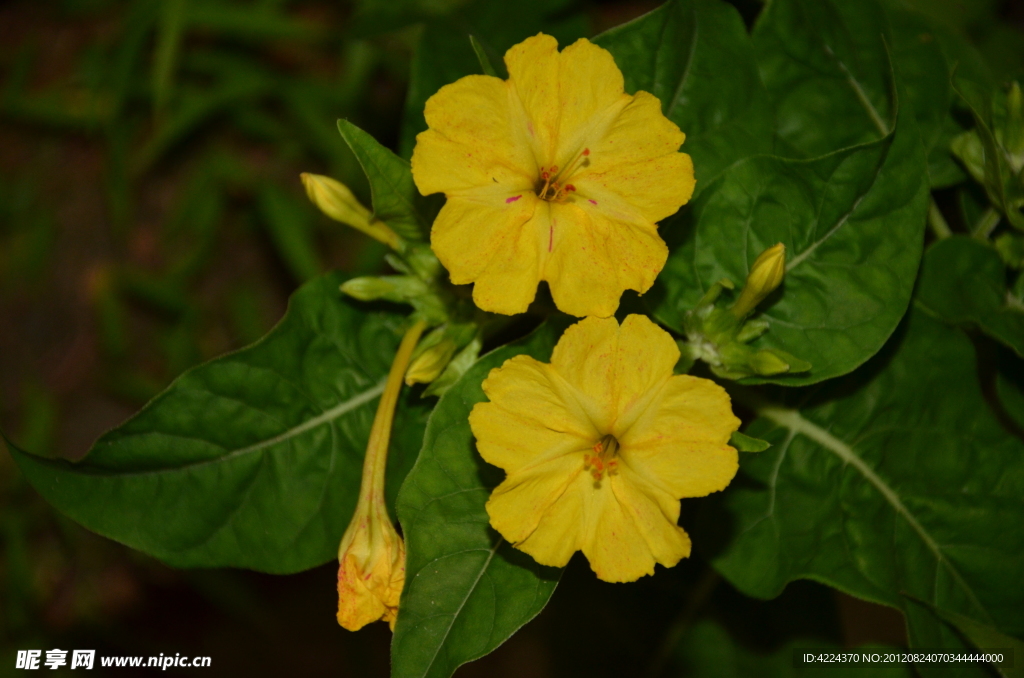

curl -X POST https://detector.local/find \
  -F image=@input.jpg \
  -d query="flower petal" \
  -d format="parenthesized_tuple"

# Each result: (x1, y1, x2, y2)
(431, 191, 536, 286)
(547, 315, 678, 428)
(412, 75, 535, 196)
(548, 316, 621, 430)
(469, 200, 550, 314)
(486, 453, 586, 567)
(505, 33, 560, 164)
(618, 375, 740, 499)
(577, 91, 695, 223)
(543, 204, 668, 318)
(554, 39, 631, 166)
(579, 472, 690, 582)
(589, 469, 692, 582)
(471, 355, 597, 475)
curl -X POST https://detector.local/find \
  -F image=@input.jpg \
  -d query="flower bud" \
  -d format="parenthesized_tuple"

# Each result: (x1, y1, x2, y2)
(340, 275, 427, 303)
(406, 337, 458, 386)
(301, 173, 402, 250)
(731, 243, 786, 318)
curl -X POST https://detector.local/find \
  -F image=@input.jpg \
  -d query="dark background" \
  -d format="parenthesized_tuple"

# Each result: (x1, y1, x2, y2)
(1, 0, 1022, 675)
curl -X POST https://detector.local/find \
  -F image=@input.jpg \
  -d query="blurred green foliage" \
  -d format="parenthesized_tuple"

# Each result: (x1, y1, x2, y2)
(1, 0, 1023, 676)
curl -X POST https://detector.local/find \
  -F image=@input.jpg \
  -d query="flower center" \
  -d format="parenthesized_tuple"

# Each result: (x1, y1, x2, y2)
(583, 433, 619, 487)
(536, 148, 590, 203)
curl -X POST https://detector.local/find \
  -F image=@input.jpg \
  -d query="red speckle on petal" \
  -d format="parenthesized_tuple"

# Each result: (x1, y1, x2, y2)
(588, 199, 597, 205)
(506, 195, 522, 204)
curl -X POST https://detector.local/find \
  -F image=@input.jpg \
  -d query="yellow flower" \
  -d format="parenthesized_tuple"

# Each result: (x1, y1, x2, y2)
(336, 320, 426, 631)
(469, 315, 740, 582)
(411, 34, 695, 318)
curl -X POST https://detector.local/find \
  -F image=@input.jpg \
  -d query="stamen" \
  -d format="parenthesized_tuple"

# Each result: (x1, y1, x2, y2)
(585, 434, 620, 485)
(536, 150, 591, 203)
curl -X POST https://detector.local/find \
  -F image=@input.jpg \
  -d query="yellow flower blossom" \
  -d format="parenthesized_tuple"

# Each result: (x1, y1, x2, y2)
(469, 315, 740, 582)
(336, 320, 426, 631)
(411, 34, 695, 318)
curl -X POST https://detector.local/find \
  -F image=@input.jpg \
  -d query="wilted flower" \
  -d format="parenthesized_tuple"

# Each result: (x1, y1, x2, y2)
(336, 320, 426, 630)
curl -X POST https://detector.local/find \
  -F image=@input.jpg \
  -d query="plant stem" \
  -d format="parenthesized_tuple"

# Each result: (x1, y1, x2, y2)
(928, 199, 953, 240)
(359, 319, 427, 503)
(971, 207, 1001, 241)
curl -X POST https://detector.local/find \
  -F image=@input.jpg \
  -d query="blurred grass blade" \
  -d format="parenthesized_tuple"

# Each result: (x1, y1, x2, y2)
(152, 0, 188, 119)
(257, 184, 323, 283)
(469, 35, 497, 77)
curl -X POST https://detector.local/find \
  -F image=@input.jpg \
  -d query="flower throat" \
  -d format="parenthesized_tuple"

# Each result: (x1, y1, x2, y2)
(536, 148, 590, 202)
(583, 433, 619, 487)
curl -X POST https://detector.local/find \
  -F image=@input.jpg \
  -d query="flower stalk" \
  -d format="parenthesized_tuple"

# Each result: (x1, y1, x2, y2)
(336, 319, 426, 632)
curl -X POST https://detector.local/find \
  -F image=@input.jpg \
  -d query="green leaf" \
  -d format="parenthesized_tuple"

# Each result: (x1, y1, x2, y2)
(996, 350, 1024, 432)
(650, 0, 929, 386)
(916, 236, 1024, 357)
(670, 620, 913, 678)
(904, 596, 1024, 678)
(729, 431, 770, 453)
(753, 0, 894, 157)
(595, 0, 774, 195)
(392, 321, 565, 678)
(337, 119, 438, 244)
(704, 310, 1024, 663)
(885, 5, 967, 188)
(7, 273, 431, 573)
(653, 116, 929, 385)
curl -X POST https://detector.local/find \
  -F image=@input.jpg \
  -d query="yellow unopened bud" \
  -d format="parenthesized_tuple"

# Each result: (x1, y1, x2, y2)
(731, 243, 785, 318)
(405, 338, 457, 386)
(301, 173, 402, 250)
(336, 320, 426, 631)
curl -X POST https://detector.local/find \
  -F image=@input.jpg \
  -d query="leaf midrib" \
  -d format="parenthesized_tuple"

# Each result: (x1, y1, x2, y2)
(95, 380, 386, 477)
(756, 404, 994, 624)
(411, 539, 502, 678)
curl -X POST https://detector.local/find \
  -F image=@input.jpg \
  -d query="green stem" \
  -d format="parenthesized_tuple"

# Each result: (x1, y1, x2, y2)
(928, 199, 953, 240)
(971, 207, 1001, 241)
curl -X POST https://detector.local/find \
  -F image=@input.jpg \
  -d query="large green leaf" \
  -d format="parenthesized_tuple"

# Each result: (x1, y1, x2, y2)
(885, 5, 967, 188)
(337, 119, 438, 243)
(704, 310, 1024, 668)
(652, 117, 928, 385)
(754, 0, 895, 157)
(917, 236, 1024, 357)
(650, 0, 929, 385)
(594, 0, 774, 196)
(392, 321, 565, 678)
(7, 273, 430, 573)
(997, 351, 1024, 432)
